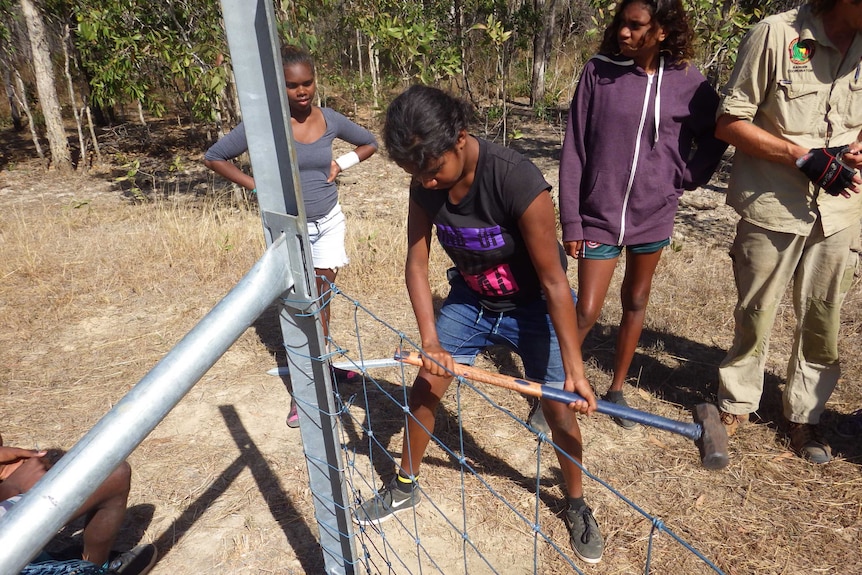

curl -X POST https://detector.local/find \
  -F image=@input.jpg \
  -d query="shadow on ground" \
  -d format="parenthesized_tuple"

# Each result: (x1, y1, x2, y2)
(580, 322, 862, 465)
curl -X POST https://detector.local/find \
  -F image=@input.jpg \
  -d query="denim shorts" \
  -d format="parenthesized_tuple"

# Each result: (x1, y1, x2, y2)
(579, 238, 669, 260)
(435, 277, 574, 388)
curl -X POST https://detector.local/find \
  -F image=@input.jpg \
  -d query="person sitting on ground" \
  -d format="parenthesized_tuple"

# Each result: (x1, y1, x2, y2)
(0, 432, 157, 575)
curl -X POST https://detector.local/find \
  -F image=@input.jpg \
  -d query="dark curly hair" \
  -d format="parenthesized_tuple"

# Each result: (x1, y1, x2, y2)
(383, 85, 473, 171)
(599, 0, 694, 63)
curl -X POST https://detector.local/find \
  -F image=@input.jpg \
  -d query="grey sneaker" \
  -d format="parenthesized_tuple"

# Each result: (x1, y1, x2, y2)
(564, 505, 604, 564)
(788, 422, 832, 464)
(603, 390, 637, 430)
(355, 477, 420, 525)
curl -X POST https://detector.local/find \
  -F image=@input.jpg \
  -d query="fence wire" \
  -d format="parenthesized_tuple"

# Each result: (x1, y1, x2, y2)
(280, 280, 727, 575)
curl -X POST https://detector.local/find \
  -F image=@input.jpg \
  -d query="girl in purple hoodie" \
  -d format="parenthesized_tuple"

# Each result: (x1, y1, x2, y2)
(558, 0, 726, 427)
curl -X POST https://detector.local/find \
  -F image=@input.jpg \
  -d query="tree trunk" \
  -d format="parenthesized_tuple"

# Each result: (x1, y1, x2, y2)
(368, 41, 380, 109)
(227, 69, 240, 125)
(20, 0, 72, 170)
(531, 0, 558, 106)
(63, 24, 87, 171)
(355, 29, 363, 82)
(13, 68, 45, 160)
(453, 0, 475, 106)
(136, 99, 147, 126)
(84, 105, 103, 166)
(3, 66, 22, 131)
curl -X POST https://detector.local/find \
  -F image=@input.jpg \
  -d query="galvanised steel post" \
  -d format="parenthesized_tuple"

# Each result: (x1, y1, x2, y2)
(219, 1, 357, 573)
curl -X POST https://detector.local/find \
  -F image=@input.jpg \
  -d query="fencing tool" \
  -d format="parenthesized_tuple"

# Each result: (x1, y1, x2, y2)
(394, 351, 729, 470)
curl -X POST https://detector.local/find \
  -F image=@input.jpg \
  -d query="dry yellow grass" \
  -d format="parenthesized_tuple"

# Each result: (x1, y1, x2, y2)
(0, 119, 861, 574)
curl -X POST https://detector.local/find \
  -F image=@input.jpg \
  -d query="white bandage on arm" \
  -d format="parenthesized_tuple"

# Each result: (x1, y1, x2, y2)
(335, 151, 360, 171)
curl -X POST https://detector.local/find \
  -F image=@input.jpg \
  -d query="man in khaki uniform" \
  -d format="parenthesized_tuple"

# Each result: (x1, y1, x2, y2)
(715, 0, 862, 463)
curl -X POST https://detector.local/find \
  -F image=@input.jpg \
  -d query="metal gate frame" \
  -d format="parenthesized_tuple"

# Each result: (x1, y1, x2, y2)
(0, 1, 356, 573)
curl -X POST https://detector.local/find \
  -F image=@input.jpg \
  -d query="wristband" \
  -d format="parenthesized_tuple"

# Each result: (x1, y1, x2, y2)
(335, 151, 360, 171)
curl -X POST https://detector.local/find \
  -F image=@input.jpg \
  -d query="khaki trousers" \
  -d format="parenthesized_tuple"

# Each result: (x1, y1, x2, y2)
(718, 218, 858, 424)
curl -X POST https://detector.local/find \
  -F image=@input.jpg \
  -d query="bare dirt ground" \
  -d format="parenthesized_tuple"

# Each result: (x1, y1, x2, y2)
(1, 115, 861, 575)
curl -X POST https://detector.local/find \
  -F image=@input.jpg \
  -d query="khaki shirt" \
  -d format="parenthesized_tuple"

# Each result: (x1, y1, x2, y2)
(718, 6, 862, 236)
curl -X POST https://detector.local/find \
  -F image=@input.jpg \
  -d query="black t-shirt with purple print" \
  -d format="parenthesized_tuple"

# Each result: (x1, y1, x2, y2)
(410, 137, 566, 312)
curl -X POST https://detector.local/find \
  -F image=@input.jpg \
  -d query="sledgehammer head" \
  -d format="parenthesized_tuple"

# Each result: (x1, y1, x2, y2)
(694, 403, 729, 470)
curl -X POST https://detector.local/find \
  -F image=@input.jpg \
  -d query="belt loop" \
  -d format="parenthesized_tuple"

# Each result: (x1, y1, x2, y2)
(476, 307, 483, 325)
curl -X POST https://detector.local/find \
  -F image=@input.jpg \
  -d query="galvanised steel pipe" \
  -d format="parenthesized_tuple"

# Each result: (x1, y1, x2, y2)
(0, 233, 294, 574)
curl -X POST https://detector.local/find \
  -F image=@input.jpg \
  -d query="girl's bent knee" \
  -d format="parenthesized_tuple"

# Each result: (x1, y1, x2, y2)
(106, 461, 132, 495)
(576, 308, 601, 330)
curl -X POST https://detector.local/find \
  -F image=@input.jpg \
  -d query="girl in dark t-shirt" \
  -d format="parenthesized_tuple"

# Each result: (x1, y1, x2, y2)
(355, 85, 605, 565)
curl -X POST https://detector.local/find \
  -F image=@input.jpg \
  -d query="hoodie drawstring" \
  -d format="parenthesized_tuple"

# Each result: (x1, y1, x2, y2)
(653, 56, 664, 148)
(618, 56, 663, 245)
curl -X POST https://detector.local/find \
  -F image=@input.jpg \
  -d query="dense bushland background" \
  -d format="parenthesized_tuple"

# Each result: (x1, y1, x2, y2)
(3, 0, 799, 172)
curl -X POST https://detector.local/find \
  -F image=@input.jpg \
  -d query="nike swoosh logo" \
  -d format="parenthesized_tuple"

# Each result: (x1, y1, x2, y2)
(387, 495, 414, 509)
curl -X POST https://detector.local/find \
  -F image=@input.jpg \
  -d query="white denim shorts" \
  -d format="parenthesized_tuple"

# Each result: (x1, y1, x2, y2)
(308, 203, 349, 270)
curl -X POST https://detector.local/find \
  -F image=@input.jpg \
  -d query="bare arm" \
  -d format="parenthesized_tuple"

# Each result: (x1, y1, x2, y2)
(203, 158, 256, 191)
(203, 124, 255, 190)
(405, 198, 453, 377)
(715, 114, 807, 167)
(519, 191, 596, 414)
(354, 143, 377, 162)
(0, 448, 48, 499)
(717, 114, 862, 171)
(327, 143, 378, 183)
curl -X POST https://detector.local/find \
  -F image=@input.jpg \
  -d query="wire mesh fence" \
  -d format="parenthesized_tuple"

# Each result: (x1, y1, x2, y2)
(285, 282, 727, 574)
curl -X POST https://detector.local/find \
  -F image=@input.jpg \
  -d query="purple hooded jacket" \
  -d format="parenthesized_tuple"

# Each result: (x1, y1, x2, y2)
(559, 55, 727, 246)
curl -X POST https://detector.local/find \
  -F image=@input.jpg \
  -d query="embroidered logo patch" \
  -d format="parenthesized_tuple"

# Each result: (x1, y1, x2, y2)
(585, 241, 601, 248)
(789, 38, 814, 65)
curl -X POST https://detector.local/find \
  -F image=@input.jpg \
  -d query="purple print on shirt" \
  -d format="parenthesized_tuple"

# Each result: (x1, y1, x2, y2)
(437, 224, 504, 250)
(462, 264, 519, 296)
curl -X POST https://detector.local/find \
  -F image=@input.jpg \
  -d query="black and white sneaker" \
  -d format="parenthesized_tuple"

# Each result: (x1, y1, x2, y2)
(565, 505, 604, 564)
(355, 477, 420, 526)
